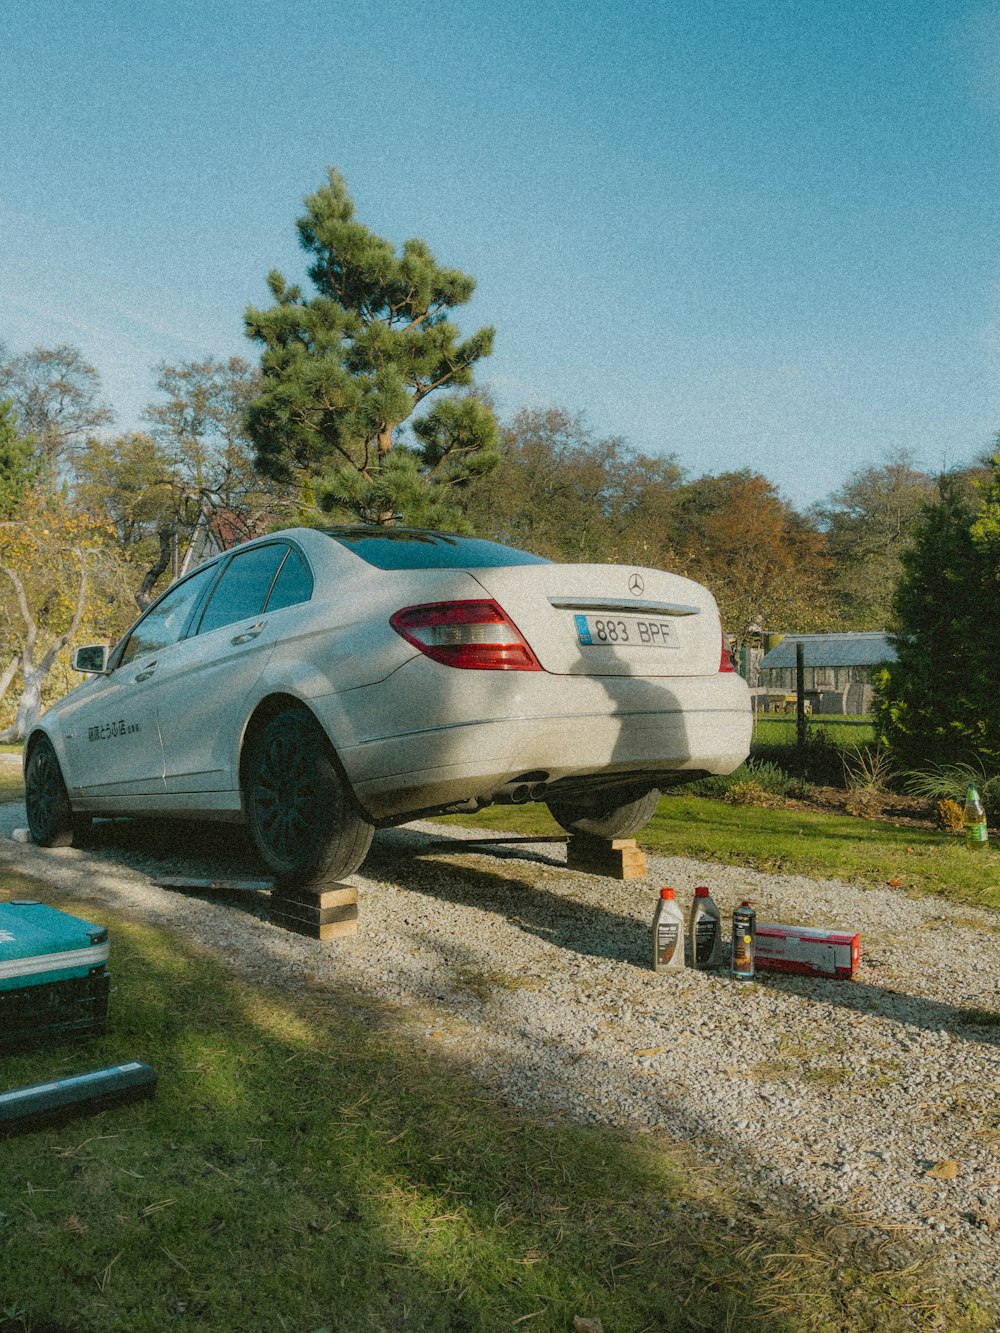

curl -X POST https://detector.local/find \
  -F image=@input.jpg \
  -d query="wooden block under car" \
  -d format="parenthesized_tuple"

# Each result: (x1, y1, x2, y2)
(269, 884, 358, 913)
(0, 900, 111, 1055)
(566, 836, 648, 879)
(269, 898, 359, 929)
(269, 883, 358, 939)
(268, 907, 358, 941)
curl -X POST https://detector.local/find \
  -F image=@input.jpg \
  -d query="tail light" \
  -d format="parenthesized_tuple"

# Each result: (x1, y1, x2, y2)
(720, 630, 737, 673)
(390, 600, 542, 671)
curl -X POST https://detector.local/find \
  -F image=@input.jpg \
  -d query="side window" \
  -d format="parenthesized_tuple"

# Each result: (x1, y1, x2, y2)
(118, 564, 218, 668)
(196, 544, 288, 636)
(264, 548, 313, 613)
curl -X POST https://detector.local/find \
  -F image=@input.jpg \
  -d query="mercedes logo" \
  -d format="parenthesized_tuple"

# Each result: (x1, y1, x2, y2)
(628, 573, 644, 596)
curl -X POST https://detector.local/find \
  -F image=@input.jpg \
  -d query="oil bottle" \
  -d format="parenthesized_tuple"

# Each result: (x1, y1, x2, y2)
(689, 886, 723, 969)
(652, 887, 685, 972)
(731, 899, 756, 980)
(964, 784, 989, 851)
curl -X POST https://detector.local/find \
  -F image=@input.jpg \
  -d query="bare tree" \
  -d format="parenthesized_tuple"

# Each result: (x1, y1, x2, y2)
(0, 344, 113, 488)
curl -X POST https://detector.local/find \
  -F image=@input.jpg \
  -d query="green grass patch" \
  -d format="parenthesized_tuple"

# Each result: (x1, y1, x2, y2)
(438, 795, 1000, 912)
(0, 890, 991, 1332)
(751, 716, 877, 746)
(0, 763, 24, 803)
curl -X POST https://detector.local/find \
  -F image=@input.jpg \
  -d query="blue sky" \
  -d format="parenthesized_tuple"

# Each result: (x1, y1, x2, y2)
(2, 0, 999, 508)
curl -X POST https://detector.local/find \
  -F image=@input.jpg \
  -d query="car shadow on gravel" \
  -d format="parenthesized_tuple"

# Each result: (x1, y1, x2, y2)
(757, 970, 1000, 1048)
(367, 827, 652, 966)
(70, 817, 273, 919)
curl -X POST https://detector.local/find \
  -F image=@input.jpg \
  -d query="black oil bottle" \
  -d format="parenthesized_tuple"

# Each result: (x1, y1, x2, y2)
(689, 886, 723, 969)
(731, 899, 756, 980)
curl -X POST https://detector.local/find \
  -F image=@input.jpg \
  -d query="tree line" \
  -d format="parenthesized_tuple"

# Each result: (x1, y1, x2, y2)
(1, 167, 996, 760)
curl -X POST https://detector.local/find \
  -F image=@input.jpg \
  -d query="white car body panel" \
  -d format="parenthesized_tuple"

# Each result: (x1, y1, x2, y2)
(55, 665, 165, 796)
(334, 665, 750, 819)
(27, 526, 752, 835)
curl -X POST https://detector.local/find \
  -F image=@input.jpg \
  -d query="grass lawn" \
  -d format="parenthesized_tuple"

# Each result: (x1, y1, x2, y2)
(438, 795, 1000, 913)
(0, 890, 992, 1333)
(0, 762, 24, 803)
(751, 715, 877, 746)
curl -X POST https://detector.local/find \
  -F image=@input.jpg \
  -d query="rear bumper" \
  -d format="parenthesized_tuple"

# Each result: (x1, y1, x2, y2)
(327, 664, 751, 820)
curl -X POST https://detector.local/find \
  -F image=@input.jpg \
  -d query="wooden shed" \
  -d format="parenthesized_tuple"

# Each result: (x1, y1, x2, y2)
(757, 632, 896, 715)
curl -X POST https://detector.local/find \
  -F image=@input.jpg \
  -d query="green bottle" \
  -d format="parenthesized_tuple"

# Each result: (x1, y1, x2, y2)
(964, 785, 989, 851)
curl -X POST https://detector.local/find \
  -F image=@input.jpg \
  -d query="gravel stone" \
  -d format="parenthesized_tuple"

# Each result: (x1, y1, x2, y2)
(0, 783, 998, 1311)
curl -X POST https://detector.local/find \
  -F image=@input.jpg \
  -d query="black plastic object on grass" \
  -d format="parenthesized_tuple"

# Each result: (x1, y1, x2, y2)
(0, 1061, 157, 1137)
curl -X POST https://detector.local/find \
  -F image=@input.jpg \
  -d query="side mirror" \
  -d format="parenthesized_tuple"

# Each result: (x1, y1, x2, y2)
(71, 645, 110, 675)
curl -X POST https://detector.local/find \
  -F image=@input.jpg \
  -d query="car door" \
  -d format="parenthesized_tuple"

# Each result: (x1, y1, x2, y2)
(58, 561, 220, 798)
(150, 542, 315, 794)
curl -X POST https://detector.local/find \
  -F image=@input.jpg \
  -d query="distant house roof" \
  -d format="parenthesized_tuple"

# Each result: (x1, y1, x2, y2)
(759, 632, 896, 670)
(179, 507, 276, 577)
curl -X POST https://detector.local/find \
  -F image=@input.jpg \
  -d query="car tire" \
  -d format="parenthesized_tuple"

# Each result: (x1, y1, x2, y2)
(546, 787, 661, 839)
(25, 736, 77, 848)
(244, 707, 374, 890)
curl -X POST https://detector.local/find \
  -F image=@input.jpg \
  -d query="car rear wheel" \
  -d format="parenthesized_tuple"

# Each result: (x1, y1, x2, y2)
(244, 707, 374, 890)
(25, 736, 77, 848)
(546, 787, 661, 839)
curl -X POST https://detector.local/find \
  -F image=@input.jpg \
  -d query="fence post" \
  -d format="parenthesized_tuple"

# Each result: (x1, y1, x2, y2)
(796, 642, 807, 775)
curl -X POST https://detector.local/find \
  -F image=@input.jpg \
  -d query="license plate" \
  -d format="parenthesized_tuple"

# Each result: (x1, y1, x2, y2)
(574, 614, 678, 648)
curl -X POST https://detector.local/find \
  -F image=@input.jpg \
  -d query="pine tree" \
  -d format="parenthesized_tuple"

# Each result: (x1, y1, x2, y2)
(244, 170, 498, 526)
(875, 468, 1000, 768)
(0, 398, 39, 518)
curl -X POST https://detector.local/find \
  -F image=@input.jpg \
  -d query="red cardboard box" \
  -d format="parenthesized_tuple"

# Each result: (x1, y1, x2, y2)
(755, 922, 859, 979)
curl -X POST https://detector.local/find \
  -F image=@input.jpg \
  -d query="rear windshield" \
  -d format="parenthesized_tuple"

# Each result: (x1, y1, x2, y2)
(324, 529, 549, 571)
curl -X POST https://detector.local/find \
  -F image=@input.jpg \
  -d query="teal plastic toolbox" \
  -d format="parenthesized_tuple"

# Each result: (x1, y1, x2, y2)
(0, 900, 110, 1054)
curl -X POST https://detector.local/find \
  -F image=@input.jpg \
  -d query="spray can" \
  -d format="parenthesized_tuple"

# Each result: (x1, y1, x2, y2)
(731, 900, 756, 980)
(652, 887, 685, 972)
(689, 886, 723, 969)
(964, 784, 989, 851)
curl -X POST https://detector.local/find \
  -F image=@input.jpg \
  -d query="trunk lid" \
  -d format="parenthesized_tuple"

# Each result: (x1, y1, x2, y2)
(469, 563, 722, 676)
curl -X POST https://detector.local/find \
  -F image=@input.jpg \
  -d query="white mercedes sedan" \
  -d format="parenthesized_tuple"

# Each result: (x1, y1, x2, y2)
(24, 527, 751, 888)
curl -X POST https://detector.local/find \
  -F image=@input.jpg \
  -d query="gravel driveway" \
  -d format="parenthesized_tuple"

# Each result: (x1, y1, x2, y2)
(1, 782, 998, 1314)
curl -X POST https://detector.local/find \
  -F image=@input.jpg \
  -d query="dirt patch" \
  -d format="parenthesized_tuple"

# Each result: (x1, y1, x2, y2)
(781, 786, 941, 829)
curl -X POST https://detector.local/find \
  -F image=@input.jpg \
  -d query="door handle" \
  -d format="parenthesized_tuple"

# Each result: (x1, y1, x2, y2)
(134, 662, 157, 682)
(231, 621, 265, 646)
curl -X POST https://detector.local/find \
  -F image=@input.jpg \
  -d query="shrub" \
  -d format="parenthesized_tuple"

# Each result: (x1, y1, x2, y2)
(842, 744, 895, 793)
(904, 761, 1000, 825)
(687, 759, 792, 799)
(935, 798, 965, 833)
(724, 780, 783, 808)
(839, 745, 896, 819)
(751, 728, 846, 787)
(981, 775, 1000, 824)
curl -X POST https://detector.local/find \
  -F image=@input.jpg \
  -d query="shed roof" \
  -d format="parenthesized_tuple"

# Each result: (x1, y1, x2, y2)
(759, 632, 896, 670)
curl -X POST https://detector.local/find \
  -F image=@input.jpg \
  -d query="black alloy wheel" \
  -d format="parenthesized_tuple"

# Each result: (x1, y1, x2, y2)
(24, 735, 76, 847)
(546, 786, 662, 839)
(245, 707, 373, 890)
